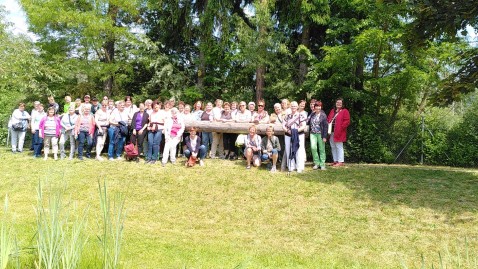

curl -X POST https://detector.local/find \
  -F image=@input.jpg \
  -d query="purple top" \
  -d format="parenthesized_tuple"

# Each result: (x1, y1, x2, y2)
(135, 112, 143, 130)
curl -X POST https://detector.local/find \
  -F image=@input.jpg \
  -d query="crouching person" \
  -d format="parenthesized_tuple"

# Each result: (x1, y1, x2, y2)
(184, 127, 206, 167)
(184, 127, 206, 166)
(244, 125, 262, 169)
(261, 126, 281, 172)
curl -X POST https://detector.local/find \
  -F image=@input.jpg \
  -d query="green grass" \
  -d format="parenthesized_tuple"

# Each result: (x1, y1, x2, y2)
(1, 148, 478, 268)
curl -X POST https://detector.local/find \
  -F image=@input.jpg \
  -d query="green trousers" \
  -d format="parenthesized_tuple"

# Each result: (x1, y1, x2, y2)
(310, 133, 326, 168)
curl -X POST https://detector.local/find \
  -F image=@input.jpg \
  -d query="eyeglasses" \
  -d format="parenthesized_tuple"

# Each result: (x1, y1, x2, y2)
(258, 105, 264, 107)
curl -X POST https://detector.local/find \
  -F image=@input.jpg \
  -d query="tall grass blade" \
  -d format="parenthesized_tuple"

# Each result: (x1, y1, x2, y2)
(97, 180, 126, 269)
(0, 195, 18, 269)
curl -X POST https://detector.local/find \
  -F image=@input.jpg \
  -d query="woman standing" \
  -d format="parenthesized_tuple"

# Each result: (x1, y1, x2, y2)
(94, 100, 110, 160)
(74, 106, 96, 160)
(192, 101, 203, 121)
(282, 101, 307, 173)
(309, 101, 328, 170)
(220, 102, 236, 160)
(59, 106, 78, 160)
(162, 108, 185, 166)
(10, 103, 31, 153)
(327, 98, 350, 166)
(39, 107, 61, 160)
(108, 101, 129, 160)
(200, 102, 214, 156)
(131, 103, 149, 157)
(146, 101, 164, 164)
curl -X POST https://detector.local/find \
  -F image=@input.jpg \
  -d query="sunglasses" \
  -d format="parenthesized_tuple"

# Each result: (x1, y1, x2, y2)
(258, 105, 264, 107)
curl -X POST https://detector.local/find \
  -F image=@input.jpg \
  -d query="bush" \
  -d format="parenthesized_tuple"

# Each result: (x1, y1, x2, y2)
(347, 115, 393, 163)
(447, 101, 478, 167)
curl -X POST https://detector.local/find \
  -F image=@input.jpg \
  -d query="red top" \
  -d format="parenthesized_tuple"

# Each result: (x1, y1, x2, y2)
(327, 108, 350, 142)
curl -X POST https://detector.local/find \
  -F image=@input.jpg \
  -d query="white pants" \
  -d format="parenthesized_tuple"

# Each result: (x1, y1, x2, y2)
(44, 136, 59, 156)
(329, 133, 344, 162)
(59, 130, 75, 158)
(210, 132, 224, 157)
(162, 137, 180, 164)
(11, 130, 26, 152)
(96, 128, 108, 157)
(284, 133, 306, 172)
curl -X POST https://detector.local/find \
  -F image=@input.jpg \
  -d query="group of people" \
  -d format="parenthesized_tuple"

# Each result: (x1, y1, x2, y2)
(8, 95, 350, 172)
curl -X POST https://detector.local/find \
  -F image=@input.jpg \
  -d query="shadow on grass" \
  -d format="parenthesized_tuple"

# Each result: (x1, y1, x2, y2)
(298, 164, 478, 216)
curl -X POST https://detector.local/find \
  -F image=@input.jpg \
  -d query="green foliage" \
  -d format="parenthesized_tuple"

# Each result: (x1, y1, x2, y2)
(447, 100, 478, 167)
(347, 115, 394, 164)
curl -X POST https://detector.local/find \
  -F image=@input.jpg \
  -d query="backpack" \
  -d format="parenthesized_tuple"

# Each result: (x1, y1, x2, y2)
(124, 142, 139, 160)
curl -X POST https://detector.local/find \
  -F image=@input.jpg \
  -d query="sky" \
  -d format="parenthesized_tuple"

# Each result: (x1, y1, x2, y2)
(0, 0, 32, 37)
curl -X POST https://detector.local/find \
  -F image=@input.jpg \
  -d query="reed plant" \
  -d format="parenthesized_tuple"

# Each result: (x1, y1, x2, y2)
(97, 181, 126, 269)
(0, 195, 19, 269)
(35, 181, 87, 269)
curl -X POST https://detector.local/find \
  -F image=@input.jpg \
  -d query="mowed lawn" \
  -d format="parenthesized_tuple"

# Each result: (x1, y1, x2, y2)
(1, 148, 478, 268)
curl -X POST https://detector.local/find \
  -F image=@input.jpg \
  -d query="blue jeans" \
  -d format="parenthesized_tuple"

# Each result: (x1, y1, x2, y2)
(261, 149, 279, 161)
(201, 132, 212, 155)
(108, 127, 126, 158)
(147, 131, 162, 161)
(184, 145, 207, 160)
(77, 131, 92, 158)
(33, 130, 43, 157)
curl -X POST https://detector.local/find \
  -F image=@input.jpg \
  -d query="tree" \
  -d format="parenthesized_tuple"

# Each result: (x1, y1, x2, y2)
(20, 0, 142, 97)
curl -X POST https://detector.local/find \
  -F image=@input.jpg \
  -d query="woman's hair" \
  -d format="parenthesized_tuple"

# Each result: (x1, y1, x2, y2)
(101, 100, 108, 106)
(170, 107, 179, 114)
(314, 101, 323, 107)
(266, 125, 274, 132)
(18, 102, 25, 107)
(47, 107, 55, 113)
(223, 102, 230, 108)
(124, 96, 132, 102)
(249, 124, 257, 132)
(194, 100, 203, 110)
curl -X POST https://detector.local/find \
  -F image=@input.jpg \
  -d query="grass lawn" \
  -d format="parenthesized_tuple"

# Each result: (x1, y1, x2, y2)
(1, 148, 478, 268)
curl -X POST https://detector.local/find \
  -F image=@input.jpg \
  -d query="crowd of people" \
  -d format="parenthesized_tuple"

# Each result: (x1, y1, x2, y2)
(8, 95, 350, 173)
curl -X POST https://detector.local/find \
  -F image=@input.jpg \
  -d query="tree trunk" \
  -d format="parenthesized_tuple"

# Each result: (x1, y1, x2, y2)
(372, 45, 382, 114)
(184, 120, 306, 136)
(198, 49, 205, 89)
(102, 3, 118, 96)
(298, 23, 310, 86)
(255, 65, 265, 102)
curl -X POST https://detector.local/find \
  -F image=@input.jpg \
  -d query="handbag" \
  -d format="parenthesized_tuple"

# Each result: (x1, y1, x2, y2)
(124, 142, 139, 158)
(328, 110, 340, 135)
(12, 122, 23, 131)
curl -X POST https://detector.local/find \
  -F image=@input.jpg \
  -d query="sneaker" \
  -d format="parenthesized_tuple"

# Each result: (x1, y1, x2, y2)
(150, 160, 156, 165)
(171, 161, 176, 165)
(333, 162, 344, 167)
(162, 162, 165, 167)
(246, 165, 251, 169)
(320, 166, 326, 170)
(109, 158, 115, 161)
(96, 156, 104, 161)
(297, 169, 303, 173)
(78, 156, 84, 160)
(199, 160, 204, 166)
(313, 165, 319, 170)
(270, 166, 277, 173)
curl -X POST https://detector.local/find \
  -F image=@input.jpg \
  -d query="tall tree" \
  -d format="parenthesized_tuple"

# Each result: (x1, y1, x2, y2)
(20, 0, 142, 97)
